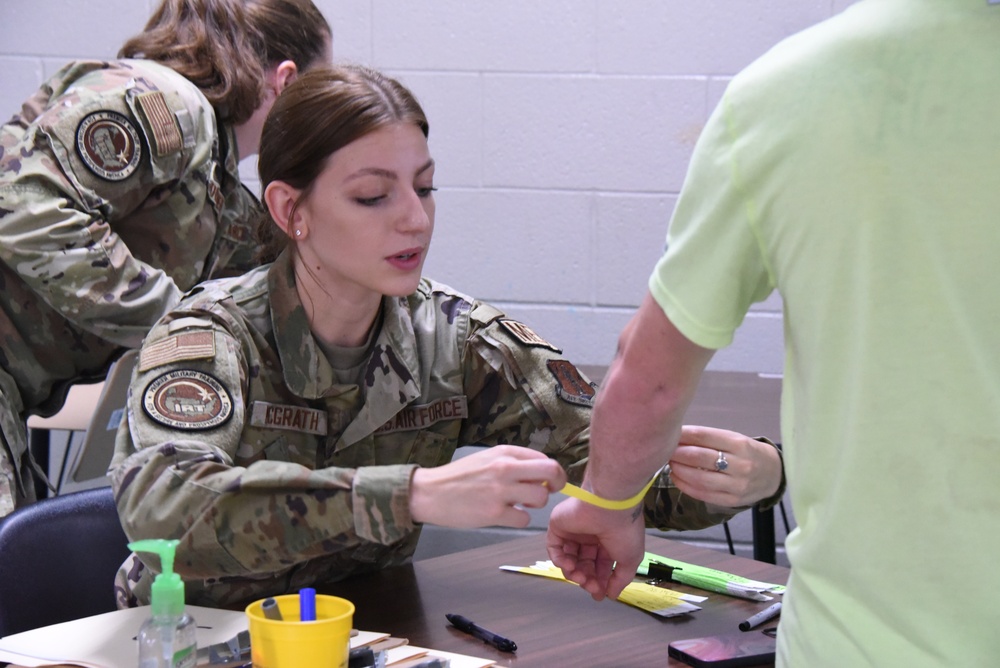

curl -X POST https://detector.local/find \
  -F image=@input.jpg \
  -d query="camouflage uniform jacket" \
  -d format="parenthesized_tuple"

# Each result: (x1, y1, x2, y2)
(0, 59, 260, 513)
(110, 251, 747, 608)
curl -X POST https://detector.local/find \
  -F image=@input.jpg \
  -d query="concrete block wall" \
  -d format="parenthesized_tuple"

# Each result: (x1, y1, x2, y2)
(2, 0, 857, 377)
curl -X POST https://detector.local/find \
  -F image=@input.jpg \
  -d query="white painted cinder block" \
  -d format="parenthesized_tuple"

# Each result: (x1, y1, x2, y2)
(424, 188, 594, 304)
(316, 0, 373, 64)
(371, 0, 597, 72)
(595, 193, 677, 307)
(596, 0, 832, 75)
(482, 74, 706, 192)
(0, 1, 147, 59)
(389, 72, 483, 189)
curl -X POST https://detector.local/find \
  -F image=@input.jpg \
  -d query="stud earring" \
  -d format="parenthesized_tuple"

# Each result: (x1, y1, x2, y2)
(295, 229, 302, 237)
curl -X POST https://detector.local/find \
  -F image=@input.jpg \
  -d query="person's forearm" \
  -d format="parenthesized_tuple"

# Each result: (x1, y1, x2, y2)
(585, 357, 687, 500)
(112, 444, 405, 578)
(584, 294, 713, 502)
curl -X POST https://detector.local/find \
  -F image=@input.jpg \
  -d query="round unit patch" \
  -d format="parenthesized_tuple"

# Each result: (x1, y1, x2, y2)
(143, 369, 234, 430)
(75, 110, 142, 181)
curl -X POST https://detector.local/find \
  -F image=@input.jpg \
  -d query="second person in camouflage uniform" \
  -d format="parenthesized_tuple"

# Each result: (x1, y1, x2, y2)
(110, 65, 785, 608)
(0, 0, 331, 515)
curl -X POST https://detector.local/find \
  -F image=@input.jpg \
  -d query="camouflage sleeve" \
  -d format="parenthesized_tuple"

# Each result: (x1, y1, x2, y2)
(459, 306, 592, 484)
(0, 70, 211, 347)
(109, 312, 385, 580)
(643, 438, 786, 531)
(0, 178, 183, 347)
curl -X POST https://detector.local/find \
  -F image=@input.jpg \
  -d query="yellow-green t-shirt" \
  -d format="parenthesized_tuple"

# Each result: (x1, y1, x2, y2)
(651, 1, 1000, 665)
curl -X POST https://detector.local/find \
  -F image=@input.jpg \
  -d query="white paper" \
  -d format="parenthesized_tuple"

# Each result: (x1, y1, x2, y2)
(0, 605, 245, 668)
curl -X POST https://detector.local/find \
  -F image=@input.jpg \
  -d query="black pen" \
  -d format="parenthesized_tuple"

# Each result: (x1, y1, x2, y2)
(445, 613, 517, 652)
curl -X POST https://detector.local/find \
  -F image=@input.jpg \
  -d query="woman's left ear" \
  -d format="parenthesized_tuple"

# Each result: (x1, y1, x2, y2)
(263, 180, 300, 236)
(273, 60, 298, 95)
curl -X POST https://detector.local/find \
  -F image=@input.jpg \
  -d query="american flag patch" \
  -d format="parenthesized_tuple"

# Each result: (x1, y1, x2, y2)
(136, 91, 183, 156)
(139, 331, 216, 372)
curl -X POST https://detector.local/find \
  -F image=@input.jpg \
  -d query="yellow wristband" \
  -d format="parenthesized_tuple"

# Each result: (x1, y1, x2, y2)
(559, 475, 657, 511)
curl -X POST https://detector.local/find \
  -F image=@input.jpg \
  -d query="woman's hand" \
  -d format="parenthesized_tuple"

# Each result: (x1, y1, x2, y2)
(409, 445, 567, 529)
(667, 425, 782, 508)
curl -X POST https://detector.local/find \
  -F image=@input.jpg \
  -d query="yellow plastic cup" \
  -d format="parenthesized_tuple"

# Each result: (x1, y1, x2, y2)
(246, 593, 355, 668)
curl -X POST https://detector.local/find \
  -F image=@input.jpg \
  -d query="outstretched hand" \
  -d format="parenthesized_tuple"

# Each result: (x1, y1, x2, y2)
(409, 445, 566, 529)
(545, 497, 646, 601)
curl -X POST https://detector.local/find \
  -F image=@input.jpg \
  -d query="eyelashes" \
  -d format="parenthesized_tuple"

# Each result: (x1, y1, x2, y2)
(355, 187, 436, 207)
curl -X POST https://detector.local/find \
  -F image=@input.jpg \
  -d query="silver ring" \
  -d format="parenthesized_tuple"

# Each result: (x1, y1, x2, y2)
(715, 451, 729, 472)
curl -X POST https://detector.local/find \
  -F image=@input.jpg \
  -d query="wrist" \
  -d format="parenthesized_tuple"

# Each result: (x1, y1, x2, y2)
(408, 467, 432, 524)
(560, 474, 657, 511)
(752, 437, 786, 509)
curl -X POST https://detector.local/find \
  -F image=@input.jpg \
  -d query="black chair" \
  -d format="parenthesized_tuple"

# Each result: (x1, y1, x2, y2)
(0, 487, 130, 637)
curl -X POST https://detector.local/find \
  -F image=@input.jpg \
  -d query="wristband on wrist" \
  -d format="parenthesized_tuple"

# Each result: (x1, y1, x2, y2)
(559, 474, 657, 511)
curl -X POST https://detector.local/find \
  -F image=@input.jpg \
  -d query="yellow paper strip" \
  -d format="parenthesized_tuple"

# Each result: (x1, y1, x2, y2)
(500, 562, 702, 618)
(559, 475, 656, 510)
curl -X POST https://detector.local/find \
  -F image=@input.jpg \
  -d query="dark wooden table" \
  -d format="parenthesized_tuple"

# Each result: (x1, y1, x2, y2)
(320, 533, 788, 667)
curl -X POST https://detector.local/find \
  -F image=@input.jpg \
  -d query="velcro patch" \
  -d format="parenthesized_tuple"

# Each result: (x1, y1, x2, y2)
(374, 396, 468, 435)
(142, 369, 233, 430)
(75, 110, 142, 181)
(500, 319, 561, 353)
(136, 91, 183, 156)
(139, 331, 216, 372)
(250, 401, 328, 436)
(206, 162, 225, 214)
(547, 360, 597, 407)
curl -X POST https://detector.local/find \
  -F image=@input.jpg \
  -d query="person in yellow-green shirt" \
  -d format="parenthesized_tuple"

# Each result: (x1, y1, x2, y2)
(547, 1, 1000, 665)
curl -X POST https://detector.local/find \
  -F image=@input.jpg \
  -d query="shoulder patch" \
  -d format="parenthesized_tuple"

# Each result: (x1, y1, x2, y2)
(500, 319, 562, 353)
(136, 91, 183, 156)
(139, 331, 216, 372)
(75, 110, 142, 181)
(547, 360, 597, 407)
(142, 369, 233, 430)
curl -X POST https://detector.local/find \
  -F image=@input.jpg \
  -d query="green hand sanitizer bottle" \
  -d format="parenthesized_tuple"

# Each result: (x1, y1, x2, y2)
(129, 539, 197, 668)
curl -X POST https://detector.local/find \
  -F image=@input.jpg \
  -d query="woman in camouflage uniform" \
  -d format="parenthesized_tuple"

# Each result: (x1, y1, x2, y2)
(111, 65, 785, 608)
(0, 0, 331, 515)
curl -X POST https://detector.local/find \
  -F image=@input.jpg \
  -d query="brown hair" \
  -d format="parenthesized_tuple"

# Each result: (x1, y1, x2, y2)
(255, 64, 430, 262)
(119, 0, 331, 125)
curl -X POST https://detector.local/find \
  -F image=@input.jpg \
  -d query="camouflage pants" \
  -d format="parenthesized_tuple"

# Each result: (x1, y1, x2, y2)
(0, 369, 37, 517)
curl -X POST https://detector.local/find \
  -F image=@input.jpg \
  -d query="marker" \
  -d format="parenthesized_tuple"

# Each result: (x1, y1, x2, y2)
(445, 613, 517, 652)
(739, 601, 782, 631)
(261, 597, 283, 621)
(299, 588, 317, 622)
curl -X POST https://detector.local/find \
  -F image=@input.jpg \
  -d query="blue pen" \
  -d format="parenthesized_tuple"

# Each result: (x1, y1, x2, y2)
(299, 588, 317, 622)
